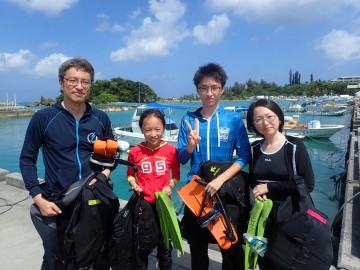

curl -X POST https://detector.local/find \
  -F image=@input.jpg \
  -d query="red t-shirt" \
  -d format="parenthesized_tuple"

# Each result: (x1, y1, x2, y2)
(127, 141, 180, 203)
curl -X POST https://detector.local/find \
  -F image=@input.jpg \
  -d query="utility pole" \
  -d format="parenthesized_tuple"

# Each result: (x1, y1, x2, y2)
(138, 81, 140, 103)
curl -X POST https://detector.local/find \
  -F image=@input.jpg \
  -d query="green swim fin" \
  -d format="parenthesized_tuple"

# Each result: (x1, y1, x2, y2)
(244, 199, 264, 270)
(155, 191, 184, 255)
(155, 192, 170, 249)
(253, 199, 273, 267)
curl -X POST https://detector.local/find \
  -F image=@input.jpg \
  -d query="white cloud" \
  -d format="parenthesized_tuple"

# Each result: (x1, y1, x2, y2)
(193, 14, 230, 45)
(130, 8, 142, 20)
(95, 13, 125, 32)
(32, 53, 70, 77)
(0, 49, 35, 72)
(40, 41, 59, 49)
(149, 0, 186, 23)
(95, 21, 125, 32)
(110, 0, 190, 62)
(317, 30, 360, 63)
(204, 0, 349, 24)
(4, 0, 80, 16)
(97, 13, 110, 20)
(0, 50, 70, 77)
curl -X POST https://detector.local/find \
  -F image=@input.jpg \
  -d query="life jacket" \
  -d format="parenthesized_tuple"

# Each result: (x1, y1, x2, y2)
(110, 193, 160, 270)
(200, 160, 250, 234)
(58, 173, 120, 269)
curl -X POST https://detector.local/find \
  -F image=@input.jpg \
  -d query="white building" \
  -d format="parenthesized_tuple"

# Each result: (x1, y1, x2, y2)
(331, 76, 360, 89)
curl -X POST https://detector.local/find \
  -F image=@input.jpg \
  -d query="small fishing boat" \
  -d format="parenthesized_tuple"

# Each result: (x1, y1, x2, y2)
(114, 102, 194, 147)
(282, 118, 344, 138)
(283, 103, 306, 113)
(301, 109, 347, 117)
(224, 105, 249, 119)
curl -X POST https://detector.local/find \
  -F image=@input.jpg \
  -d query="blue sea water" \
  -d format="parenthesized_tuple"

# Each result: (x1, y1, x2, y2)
(0, 100, 351, 221)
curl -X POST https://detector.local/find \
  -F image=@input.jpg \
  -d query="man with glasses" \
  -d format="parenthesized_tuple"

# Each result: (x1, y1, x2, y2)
(177, 63, 250, 270)
(20, 57, 115, 269)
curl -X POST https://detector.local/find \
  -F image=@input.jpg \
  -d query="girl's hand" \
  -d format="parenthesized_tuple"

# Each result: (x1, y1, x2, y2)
(131, 183, 143, 194)
(253, 184, 268, 201)
(162, 185, 172, 198)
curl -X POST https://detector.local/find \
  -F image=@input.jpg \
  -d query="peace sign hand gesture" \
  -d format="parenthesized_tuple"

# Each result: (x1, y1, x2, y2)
(184, 119, 201, 153)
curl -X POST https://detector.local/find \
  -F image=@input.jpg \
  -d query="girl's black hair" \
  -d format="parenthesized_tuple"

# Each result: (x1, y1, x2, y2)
(139, 108, 166, 128)
(246, 99, 284, 136)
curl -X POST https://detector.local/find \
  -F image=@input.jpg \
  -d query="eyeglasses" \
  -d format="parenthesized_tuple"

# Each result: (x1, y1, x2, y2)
(198, 86, 222, 94)
(64, 77, 91, 88)
(254, 115, 277, 125)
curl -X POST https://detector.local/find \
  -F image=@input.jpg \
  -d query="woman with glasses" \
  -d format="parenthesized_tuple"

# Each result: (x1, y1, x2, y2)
(177, 63, 250, 270)
(246, 99, 315, 269)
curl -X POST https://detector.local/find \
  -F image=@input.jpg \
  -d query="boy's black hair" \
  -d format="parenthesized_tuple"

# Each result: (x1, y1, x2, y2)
(193, 63, 228, 87)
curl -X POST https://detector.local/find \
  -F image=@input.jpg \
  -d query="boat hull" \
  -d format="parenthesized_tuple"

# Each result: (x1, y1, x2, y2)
(301, 110, 346, 116)
(282, 125, 344, 138)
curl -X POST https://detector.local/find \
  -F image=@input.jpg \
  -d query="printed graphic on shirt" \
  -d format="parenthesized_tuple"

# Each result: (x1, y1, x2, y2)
(87, 132, 98, 143)
(219, 127, 230, 142)
(141, 160, 166, 175)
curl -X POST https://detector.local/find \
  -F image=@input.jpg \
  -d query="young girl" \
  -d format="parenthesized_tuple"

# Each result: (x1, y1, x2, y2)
(127, 108, 180, 270)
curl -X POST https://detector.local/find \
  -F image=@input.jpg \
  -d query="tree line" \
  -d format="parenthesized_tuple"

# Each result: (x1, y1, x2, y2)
(182, 80, 356, 101)
(53, 73, 357, 104)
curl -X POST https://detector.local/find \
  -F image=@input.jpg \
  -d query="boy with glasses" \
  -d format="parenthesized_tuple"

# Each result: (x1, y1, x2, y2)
(177, 63, 250, 270)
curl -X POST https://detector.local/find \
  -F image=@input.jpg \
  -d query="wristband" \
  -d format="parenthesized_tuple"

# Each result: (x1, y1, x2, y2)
(170, 179, 178, 187)
(128, 176, 136, 184)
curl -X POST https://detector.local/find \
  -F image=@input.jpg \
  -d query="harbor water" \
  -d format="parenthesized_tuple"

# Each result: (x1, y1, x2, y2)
(0, 100, 351, 221)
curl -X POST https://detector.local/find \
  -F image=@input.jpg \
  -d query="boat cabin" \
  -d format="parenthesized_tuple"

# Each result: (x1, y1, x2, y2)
(131, 104, 181, 139)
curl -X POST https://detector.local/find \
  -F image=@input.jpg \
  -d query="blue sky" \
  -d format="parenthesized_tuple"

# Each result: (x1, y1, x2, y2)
(1, 0, 360, 102)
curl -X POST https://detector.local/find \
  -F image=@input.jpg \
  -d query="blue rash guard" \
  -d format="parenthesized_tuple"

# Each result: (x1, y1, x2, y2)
(20, 101, 115, 198)
(177, 106, 250, 183)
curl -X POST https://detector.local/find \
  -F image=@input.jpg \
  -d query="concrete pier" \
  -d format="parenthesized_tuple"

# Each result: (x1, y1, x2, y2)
(0, 170, 222, 270)
(335, 98, 360, 270)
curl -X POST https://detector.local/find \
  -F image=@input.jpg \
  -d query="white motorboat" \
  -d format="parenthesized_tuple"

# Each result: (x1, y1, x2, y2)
(301, 109, 347, 117)
(114, 102, 193, 148)
(282, 119, 344, 138)
(224, 105, 249, 119)
(283, 103, 306, 113)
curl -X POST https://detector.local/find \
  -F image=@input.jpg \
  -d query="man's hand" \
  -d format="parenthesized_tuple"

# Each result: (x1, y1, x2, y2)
(34, 194, 62, 217)
(185, 119, 201, 153)
(205, 178, 225, 197)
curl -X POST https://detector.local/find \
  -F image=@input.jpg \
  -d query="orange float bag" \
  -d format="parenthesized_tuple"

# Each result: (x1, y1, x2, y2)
(90, 138, 119, 168)
(177, 175, 238, 249)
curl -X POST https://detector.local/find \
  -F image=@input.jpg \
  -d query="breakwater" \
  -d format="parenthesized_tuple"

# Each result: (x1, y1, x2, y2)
(0, 108, 35, 119)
